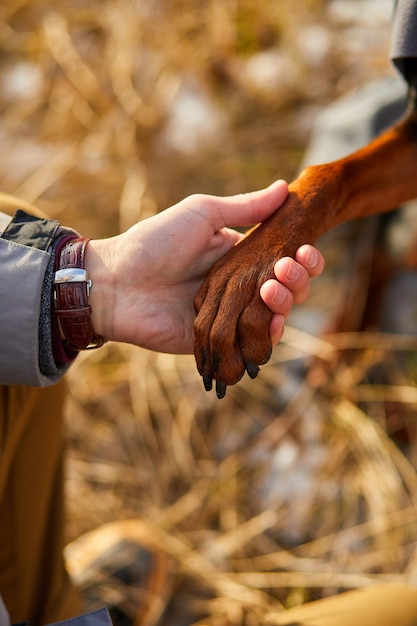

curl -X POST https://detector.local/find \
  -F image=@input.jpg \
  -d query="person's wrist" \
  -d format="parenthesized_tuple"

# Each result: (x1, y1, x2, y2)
(84, 238, 115, 341)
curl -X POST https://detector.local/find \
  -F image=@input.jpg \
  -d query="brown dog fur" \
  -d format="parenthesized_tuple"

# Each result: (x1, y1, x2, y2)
(194, 81, 417, 398)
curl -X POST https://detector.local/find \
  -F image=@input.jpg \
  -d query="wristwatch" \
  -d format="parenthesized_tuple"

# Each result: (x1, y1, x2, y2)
(53, 237, 105, 351)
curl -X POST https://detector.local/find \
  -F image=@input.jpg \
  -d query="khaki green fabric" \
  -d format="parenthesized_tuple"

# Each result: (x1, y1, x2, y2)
(0, 382, 83, 624)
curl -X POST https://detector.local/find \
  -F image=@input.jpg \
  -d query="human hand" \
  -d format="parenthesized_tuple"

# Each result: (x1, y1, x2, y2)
(85, 181, 323, 363)
(86, 179, 300, 353)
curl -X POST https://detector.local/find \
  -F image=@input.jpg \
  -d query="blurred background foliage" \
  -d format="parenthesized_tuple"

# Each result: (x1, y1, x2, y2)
(0, 0, 392, 236)
(3, 1, 417, 625)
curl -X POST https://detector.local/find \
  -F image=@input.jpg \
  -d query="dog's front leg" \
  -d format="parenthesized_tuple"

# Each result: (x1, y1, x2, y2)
(194, 106, 417, 397)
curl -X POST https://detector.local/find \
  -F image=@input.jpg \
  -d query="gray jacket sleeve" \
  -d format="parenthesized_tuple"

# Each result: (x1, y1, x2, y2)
(0, 596, 9, 626)
(390, 0, 417, 81)
(47, 608, 114, 626)
(0, 210, 78, 387)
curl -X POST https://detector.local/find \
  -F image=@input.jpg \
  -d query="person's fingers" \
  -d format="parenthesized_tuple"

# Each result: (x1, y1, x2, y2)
(269, 313, 285, 347)
(261, 245, 324, 345)
(294, 244, 325, 277)
(261, 244, 324, 314)
(259, 279, 294, 316)
(189, 179, 289, 232)
(272, 247, 324, 305)
(272, 257, 310, 304)
(222, 179, 289, 227)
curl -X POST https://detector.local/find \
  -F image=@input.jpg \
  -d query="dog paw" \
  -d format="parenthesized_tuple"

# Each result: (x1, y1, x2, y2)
(193, 228, 275, 398)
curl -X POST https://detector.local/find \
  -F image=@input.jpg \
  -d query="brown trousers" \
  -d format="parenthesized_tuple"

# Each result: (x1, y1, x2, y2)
(1, 193, 417, 624)
(0, 383, 83, 624)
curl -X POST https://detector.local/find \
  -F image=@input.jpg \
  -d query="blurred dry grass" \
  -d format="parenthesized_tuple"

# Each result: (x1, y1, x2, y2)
(2, 0, 417, 624)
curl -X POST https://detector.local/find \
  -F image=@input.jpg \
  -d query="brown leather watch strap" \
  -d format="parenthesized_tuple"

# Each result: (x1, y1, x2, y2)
(53, 237, 105, 351)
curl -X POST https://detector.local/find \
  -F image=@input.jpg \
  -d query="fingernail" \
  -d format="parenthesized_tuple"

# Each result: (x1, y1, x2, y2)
(286, 263, 301, 281)
(305, 247, 318, 268)
(272, 284, 286, 304)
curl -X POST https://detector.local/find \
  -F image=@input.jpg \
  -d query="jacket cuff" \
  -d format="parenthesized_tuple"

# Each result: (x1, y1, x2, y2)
(0, 209, 79, 386)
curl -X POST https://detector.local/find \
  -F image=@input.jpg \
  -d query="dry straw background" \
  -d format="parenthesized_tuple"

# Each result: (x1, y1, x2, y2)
(2, 0, 417, 624)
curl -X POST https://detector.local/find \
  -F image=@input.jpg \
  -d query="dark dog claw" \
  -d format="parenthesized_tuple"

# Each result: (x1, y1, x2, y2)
(203, 374, 213, 392)
(215, 380, 227, 399)
(245, 362, 260, 379)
